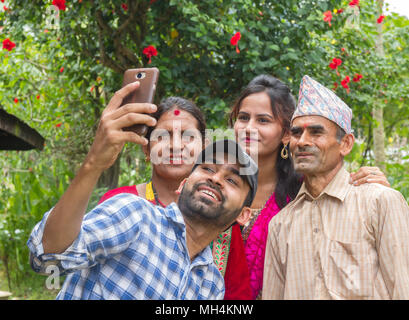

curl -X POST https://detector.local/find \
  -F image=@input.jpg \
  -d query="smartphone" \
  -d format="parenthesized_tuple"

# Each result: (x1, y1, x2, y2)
(120, 67, 160, 136)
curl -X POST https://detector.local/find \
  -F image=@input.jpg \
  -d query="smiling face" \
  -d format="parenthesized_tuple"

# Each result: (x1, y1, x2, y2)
(290, 115, 349, 175)
(147, 108, 203, 180)
(233, 92, 287, 159)
(177, 153, 251, 228)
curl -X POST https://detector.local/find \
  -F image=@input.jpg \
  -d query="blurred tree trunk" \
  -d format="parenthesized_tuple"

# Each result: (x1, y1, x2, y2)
(97, 154, 121, 190)
(373, 0, 386, 171)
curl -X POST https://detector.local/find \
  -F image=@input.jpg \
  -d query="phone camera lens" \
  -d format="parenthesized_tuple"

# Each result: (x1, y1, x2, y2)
(134, 71, 146, 80)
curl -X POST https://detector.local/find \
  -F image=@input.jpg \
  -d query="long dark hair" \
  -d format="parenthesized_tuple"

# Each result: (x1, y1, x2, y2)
(229, 74, 302, 209)
(146, 96, 206, 142)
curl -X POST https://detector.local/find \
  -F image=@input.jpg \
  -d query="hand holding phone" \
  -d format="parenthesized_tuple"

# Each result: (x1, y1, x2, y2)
(120, 67, 159, 136)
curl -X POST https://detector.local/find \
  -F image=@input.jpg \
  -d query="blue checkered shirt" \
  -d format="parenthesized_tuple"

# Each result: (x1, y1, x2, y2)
(27, 194, 225, 300)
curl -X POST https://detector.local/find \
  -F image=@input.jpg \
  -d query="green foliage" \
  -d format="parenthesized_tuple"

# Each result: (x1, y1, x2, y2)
(2, 0, 344, 127)
(0, 267, 59, 299)
(0, 151, 72, 291)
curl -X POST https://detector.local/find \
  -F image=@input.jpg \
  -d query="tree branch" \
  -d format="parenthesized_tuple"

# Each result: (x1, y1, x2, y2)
(361, 120, 373, 167)
(95, 10, 114, 35)
(96, 19, 124, 73)
(24, 58, 50, 71)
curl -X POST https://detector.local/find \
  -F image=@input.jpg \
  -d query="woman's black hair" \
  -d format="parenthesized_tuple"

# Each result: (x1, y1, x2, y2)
(146, 96, 206, 142)
(229, 74, 302, 209)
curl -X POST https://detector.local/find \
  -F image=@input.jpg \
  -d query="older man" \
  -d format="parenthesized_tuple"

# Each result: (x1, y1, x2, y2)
(262, 75, 409, 300)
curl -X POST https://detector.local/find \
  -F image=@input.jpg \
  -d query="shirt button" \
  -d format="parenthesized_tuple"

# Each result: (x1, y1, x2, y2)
(313, 228, 319, 233)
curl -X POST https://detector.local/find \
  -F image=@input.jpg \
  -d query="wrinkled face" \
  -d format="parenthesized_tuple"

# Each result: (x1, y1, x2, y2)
(148, 109, 203, 180)
(290, 116, 343, 175)
(178, 153, 250, 228)
(234, 92, 285, 158)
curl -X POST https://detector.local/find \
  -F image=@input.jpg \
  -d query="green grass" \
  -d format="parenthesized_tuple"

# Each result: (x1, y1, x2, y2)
(0, 266, 59, 300)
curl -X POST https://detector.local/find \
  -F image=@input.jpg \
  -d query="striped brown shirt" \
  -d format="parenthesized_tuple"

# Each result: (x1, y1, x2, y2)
(262, 167, 409, 300)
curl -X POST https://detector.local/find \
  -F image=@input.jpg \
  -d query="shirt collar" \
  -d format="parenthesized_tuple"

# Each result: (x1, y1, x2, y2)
(161, 202, 186, 228)
(295, 166, 351, 202)
(192, 245, 214, 267)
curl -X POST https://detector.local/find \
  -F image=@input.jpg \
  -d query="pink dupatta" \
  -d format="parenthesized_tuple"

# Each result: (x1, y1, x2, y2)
(243, 193, 285, 299)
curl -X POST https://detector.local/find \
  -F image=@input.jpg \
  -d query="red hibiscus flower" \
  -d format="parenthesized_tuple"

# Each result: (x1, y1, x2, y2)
(353, 74, 363, 82)
(323, 11, 332, 27)
(349, 0, 359, 6)
(2, 38, 16, 51)
(60, 67, 64, 73)
(337, 8, 344, 14)
(3, 5, 8, 10)
(377, 15, 385, 24)
(341, 76, 351, 93)
(142, 45, 158, 64)
(230, 32, 241, 53)
(36, 95, 41, 100)
(14, 98, 19, 104)
(55, 123, 62, 128)
(330, 58, 342, 69)
(230, 32, 241, 46)
(52, 0, 66, 11)
(121, 3, 128, 11)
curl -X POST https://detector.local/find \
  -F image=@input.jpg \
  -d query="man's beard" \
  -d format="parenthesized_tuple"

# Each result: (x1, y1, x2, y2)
(177, 182, 242, 229)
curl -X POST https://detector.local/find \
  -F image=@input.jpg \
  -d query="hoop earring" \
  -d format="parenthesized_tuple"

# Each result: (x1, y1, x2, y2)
(281, 143, 289, 159)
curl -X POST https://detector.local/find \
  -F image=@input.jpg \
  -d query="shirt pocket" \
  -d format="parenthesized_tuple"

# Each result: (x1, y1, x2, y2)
(322, 239, 373, 299)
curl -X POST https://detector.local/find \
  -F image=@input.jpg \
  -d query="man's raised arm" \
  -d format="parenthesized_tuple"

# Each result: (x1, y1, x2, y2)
(42, 82, 157, 254)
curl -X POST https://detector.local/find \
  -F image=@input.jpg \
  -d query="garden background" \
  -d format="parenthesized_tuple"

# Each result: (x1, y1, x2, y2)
(0, 0, 408, 299)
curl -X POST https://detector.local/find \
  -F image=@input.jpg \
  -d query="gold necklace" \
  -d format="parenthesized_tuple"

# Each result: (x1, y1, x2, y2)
(146, 181, 166, 207)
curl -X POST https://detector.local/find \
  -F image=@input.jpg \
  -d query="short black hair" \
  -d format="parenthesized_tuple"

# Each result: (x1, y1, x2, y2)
(335, 125, 346, 142)
(242, 189, 253, 208)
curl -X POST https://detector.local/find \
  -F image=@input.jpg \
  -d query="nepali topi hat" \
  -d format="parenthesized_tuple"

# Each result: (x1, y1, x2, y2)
(291, 75, 353, 134)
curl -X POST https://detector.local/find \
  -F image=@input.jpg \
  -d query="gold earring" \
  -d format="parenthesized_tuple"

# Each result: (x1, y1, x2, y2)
(281, 143, 289, 159)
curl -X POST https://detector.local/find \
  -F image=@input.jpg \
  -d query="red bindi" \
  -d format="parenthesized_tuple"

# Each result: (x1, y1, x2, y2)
(174, 109, 180, 116)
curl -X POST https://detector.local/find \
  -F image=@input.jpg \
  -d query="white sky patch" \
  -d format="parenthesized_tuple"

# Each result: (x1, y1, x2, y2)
(385, 0, 409, 18)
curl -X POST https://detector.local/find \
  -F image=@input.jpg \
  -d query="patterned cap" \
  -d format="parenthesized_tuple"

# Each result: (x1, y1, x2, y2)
(292, 75, 352, 134)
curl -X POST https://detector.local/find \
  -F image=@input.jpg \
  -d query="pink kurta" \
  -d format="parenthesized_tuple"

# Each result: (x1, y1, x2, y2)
(243, 193, 283, 299)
